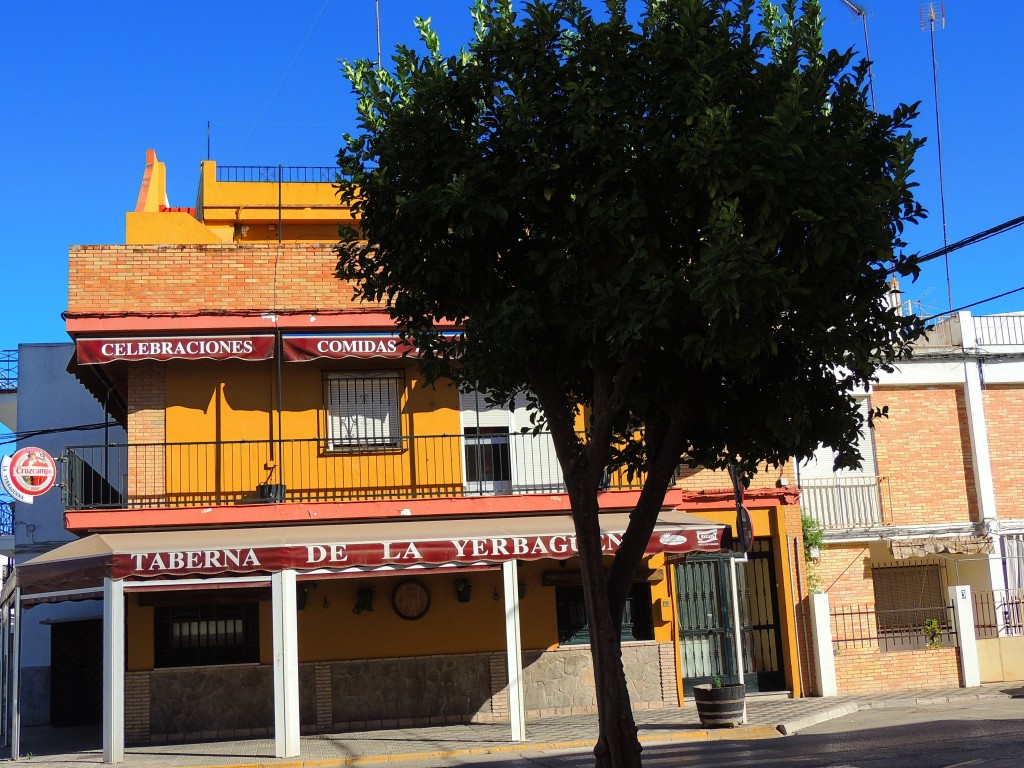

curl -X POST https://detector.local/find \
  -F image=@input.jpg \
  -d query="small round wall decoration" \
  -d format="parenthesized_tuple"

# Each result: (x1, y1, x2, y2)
(392, 580, 430, 620)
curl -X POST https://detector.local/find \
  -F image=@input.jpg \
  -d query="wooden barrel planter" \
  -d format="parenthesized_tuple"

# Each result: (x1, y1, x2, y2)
(693, 682, 745, 727)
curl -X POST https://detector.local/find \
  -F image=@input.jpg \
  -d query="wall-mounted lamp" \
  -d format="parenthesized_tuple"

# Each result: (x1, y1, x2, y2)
(353, 587, 375, 615)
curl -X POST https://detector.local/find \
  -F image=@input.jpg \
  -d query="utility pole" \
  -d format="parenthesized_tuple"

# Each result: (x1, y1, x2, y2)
(922, 2, 952, 312)
(838, 0, 876, 112)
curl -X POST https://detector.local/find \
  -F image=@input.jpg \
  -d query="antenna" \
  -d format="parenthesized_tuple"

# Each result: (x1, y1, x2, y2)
(838, 0, 876, 112)
(376, 0, 382, 69)
(921, 2, 952, 312)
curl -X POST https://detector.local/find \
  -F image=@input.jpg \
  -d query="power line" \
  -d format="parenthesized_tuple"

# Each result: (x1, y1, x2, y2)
(0, 422, 119, 449)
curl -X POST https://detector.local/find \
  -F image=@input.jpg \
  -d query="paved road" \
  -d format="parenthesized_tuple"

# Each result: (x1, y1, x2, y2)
(391, 697, 1024, 767)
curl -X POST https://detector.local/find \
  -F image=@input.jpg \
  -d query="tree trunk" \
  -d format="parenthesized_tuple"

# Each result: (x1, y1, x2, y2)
(570, 486, 644, 768)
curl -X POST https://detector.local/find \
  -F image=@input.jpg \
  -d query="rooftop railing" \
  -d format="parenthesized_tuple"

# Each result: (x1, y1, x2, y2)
(0, 350, 15, 391)
(215, 166, 338, 183)
(62, 433, 646, 511)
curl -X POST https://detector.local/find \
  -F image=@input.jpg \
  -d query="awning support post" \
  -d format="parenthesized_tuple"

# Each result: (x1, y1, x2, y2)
(102, 578, 125, 763)
(728, 554, 747, 724)
(272, 570, 300, 758)
(10, 588, 21, 761)
(502, 560, 526, 741)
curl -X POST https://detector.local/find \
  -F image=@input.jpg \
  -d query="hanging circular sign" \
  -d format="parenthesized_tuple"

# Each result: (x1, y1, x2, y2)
(1, 447, 57, 504)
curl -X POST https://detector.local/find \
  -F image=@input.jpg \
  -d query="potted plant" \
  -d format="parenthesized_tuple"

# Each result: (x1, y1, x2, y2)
(693, 676, 745, 727)
(454, 577, 472, 603)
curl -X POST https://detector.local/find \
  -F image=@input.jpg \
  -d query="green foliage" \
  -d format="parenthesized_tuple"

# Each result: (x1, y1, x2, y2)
(801, 513, 825, 559)
(336, 2, 925, 761)
(336, 0, 926, 484)
(923, 617, 942, 649)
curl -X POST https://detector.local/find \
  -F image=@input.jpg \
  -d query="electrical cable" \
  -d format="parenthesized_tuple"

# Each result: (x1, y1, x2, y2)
(0, 422, 119, 448)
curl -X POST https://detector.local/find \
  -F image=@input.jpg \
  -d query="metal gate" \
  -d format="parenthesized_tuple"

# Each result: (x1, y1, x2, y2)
(676, 540, 785, 694)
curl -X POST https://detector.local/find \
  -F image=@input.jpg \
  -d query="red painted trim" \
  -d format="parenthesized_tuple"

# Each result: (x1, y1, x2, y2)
(64, 312, 459, 336)
(64, 487, 795, 534)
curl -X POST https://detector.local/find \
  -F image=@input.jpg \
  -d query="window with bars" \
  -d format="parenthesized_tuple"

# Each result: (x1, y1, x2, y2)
(154, 603, 260, 668)
(326, 371, 403, 450)
(871, 563, 948, 633)
(555, 584, 653, 645)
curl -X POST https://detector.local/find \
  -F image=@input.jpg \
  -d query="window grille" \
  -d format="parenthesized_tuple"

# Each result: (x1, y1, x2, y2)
(326, 371, 402, 449)
(154, 603, 260, 668)
(872, 562, 948, 632)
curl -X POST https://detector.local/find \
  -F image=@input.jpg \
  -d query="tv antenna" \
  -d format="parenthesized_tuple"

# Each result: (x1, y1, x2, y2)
(921, 3, 952, 312)
(838, 0, 876, 112)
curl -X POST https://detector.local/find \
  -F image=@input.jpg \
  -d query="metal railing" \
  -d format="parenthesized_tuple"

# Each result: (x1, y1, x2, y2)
(799, 475, 888, 529)
(0, 499, 12, 536)
(215, 166, 337, 183)
(62, 433, 647, 511)
(0, 350, 15, 391)
(972, 588, 1024, 638)
(973, 315, 1024, 347)
(830, 602, 957, 652)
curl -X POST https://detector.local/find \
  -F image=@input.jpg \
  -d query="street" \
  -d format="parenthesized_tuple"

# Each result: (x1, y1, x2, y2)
(393, 697, 1024, 768)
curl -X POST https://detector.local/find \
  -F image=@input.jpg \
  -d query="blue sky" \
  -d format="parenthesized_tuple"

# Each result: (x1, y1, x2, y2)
(0, 0, 1021, 359)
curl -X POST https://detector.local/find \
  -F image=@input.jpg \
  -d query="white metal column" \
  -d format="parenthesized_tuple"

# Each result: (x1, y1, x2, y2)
(102, 578, 125, 763)
(272, 570, 300, 758)
(727, 554, 747, 723)
(502, 560, 526, 741)
(10, 588, 20, 762)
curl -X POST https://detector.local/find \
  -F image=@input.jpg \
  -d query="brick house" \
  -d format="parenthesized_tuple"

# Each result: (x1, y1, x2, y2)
(800, 309, 1024, 694)
(0, 151, 808, 762)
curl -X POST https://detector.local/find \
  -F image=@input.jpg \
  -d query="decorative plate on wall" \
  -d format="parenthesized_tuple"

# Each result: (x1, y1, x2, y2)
(392, 579, 430, 620)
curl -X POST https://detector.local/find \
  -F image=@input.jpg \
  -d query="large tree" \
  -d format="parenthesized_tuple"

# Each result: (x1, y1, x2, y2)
(336, 1, 924, 765)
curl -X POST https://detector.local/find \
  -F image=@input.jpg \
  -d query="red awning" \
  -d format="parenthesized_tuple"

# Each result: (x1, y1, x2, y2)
(76, 335, 275, 364)
(281, 332, 461, 362)
(283, 333, 411, 361)
(14, 510, 726, 599)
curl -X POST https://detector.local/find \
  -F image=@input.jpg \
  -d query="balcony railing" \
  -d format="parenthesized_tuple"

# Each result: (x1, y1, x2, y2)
(62, 433, 646, 511)
(0, 350, 15, 391)
(215, 166, 337, 183)
(799, 474, 888, 529)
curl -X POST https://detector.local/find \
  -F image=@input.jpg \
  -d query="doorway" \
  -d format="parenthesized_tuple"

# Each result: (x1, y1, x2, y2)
(675, 540, 785, 694)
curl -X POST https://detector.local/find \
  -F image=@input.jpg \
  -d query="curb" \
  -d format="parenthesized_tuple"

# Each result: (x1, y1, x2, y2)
(774, 703, 860, 736)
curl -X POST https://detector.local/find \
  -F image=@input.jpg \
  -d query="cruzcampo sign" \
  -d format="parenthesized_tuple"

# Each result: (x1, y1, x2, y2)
(1, 447, 57, 504)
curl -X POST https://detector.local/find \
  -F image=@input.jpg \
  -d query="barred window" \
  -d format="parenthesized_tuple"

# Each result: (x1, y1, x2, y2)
(556, 584, 653, 645)
(872, 563, 947, 632)
(154, 603, 260, 668)
(326, 372, 402, 449)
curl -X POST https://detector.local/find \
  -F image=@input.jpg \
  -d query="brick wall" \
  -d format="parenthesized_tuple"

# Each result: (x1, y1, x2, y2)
(127, 365, 166, 504)
(67, 243, 373, 316)
(872, 385, 978, 525)
(815, 544, 874, 605)
(125, 671, 150, 744)
(983, 384, 1024, 519)
(674, 460, 793, 493)
(834, 646, 960, 695)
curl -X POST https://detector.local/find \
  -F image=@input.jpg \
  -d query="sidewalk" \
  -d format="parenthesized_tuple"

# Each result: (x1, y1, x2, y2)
(7, 683, 1022, 767)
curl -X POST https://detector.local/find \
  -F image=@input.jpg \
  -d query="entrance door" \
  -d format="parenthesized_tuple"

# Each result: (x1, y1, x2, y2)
(50, 619, 102, 726)
(676, 541, 785, 694)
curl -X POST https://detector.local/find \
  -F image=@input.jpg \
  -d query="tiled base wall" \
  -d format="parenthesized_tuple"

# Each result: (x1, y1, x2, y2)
(834, 646, 961, 695)
(126, 642, 673, 744)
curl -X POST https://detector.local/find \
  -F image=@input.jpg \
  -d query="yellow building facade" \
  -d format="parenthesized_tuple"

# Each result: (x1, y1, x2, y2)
(7, 151, 806, 757)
